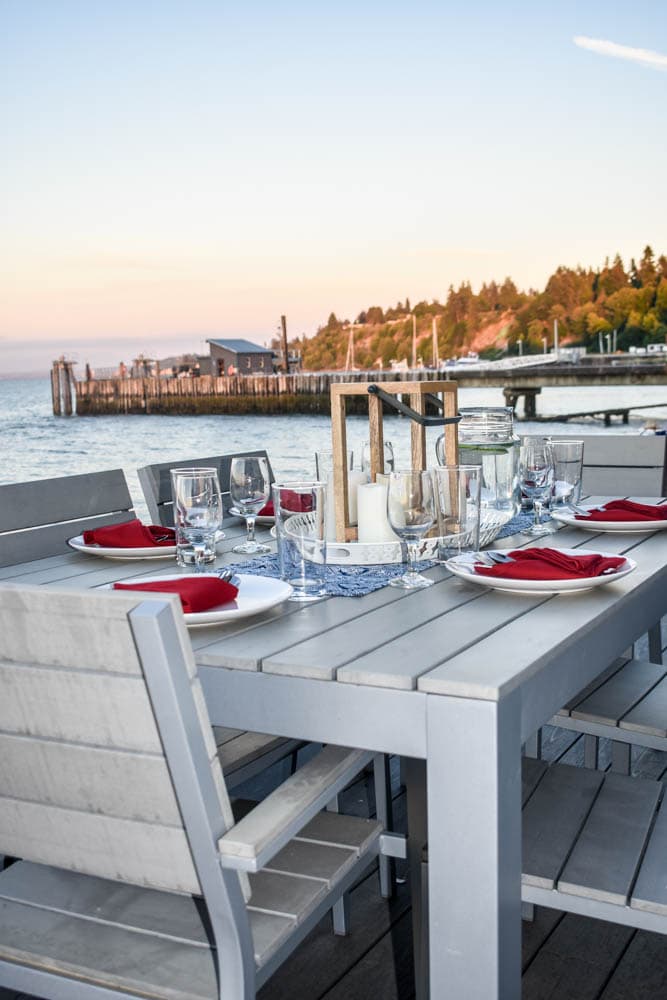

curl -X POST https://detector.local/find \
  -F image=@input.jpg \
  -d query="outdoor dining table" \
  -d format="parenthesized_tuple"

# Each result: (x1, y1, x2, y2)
(2, 500, 666, 999)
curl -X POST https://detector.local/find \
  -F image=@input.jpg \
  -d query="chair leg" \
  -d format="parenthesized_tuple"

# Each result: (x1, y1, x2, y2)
(524, 729, 543, 759)
(583, 734, 599, 768)
(326, 794, 349, 935)
(648, 622, 663, 664)
(332, 893, 350, 936)
(611, 741, 632, 775)
(374, 754, 395, 898)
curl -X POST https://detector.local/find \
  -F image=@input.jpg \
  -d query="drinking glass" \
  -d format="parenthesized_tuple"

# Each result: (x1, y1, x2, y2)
(386, 470, 436, 589)
(431, 465, 482, 562)
(518, 439, 555, 536)
(229, 456, 272, 554)
(170, 468, 223, 570)
(273, 481, 327, 600)
(550, 439, 585, 506)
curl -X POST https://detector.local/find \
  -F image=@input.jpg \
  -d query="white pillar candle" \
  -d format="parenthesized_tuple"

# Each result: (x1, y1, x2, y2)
(357, 482, 397, 543)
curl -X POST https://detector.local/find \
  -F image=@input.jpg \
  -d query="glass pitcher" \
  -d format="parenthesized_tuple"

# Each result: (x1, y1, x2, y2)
(436, 406, 520, 539)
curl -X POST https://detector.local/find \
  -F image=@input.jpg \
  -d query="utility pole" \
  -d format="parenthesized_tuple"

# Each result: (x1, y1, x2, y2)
(432, 317, 438, 368)
(280, 315, 289, 373)
(553, 318, 559, 355)
(345, 327, 355, 371)
(412, 314, 417, 368)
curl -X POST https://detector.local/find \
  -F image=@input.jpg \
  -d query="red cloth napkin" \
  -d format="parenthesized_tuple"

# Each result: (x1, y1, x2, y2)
(112, 577, 238, 613)
(275, 490, 314, 513)
(83, 519, 176, 548)
(258, 500, 274, 516)
(474, 548, 626, 581)
(576, 500, 667, 522)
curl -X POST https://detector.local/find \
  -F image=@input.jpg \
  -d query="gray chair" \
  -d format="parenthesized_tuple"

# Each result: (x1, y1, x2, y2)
(138, 451, 275, 527)
(524, 433, 666, 770)
(577, 432, 667, 497)
(0, 584, 400, 1000)
(0, 469, 135, 568)
(0, 471, 304, 795)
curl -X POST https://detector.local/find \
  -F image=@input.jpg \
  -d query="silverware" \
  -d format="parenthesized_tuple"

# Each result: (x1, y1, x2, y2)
(486, 550, 514, 563)
(468, 551, 513, 565)
(216, 566, 240, 585)
(564, 503, 592, 516)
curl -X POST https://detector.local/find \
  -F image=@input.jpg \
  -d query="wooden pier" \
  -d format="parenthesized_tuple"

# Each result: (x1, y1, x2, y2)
(58, 357, 667, 417)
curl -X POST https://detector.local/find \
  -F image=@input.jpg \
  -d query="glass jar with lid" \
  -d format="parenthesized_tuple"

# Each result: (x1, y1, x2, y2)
(436, 406, 520, 542)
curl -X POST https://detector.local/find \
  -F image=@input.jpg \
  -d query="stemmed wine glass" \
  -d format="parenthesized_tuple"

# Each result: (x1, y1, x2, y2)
(229, 456, 272, 554)
(518, 438, 555, 537)
(386, 470, 436, 589)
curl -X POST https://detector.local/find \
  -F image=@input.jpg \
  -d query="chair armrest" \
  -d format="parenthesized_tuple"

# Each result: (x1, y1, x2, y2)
(218, 745, 373, 872)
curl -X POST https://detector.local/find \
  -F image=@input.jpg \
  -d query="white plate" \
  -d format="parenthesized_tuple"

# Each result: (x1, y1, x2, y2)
(228, 506, 275, 526)
(107, 573, 293, 626)
(445, 548, 636, 594)
(68, 534, 177, 560)
(551, 503, 667, 534)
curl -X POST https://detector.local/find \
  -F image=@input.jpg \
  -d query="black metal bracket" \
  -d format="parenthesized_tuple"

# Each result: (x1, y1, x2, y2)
(367, 384, 462, 427)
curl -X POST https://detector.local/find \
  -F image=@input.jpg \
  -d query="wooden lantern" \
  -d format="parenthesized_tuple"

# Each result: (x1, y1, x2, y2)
(330, 379, 459, 542)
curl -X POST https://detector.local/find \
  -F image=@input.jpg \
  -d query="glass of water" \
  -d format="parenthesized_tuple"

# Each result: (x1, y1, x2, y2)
(170, 468, 223, 570)
(550, 439, 584, 506)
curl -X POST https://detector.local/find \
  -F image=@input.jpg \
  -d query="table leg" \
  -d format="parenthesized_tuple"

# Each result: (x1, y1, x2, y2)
(426, 690, 522, 999)
(403, 758, 428, 1000)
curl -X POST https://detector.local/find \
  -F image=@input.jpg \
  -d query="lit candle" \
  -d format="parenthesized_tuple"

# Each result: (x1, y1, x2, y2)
(357, 482, 396, 543)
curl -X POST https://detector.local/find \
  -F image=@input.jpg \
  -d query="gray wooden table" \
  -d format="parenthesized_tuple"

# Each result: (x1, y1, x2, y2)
(3, 501, 666, 999)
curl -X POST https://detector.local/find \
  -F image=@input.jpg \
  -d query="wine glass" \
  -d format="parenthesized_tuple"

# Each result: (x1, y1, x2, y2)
(171, 470, 224, 571)
(386, 470, 436, 589)
(229, 456, 272, 554)
(518, 439, 555, 536)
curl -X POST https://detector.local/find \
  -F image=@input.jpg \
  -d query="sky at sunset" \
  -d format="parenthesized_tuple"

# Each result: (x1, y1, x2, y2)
(1, 0, 666, 374)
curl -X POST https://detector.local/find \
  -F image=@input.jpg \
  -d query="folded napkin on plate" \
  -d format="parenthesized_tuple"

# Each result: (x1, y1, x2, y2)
(474, 547, 626, 581)
(113, 577, 238, 613)
(576, 499, 667, 522)
(258, 500, 274, 516)
(83, 519, 176, 548)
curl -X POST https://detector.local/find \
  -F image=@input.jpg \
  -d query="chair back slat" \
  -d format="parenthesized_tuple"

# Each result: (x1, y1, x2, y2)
(138, 451, 275, 526)
(0, 585, 237, 897)
(0, 470, 135, 567)
(526, 433, 666, 497)
(577, 435, 666, 496)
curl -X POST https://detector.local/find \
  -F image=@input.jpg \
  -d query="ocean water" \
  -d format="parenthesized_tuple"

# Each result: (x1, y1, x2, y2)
(1, 377, 665, 518)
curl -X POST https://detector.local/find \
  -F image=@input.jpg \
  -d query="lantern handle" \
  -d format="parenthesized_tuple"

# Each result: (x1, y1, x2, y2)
(367, 384, 462, 427)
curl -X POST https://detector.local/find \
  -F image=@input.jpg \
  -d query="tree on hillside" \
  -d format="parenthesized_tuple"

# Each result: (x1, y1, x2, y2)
(638, 245, 657, 288)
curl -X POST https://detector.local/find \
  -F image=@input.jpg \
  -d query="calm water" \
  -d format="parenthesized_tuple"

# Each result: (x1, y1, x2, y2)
(1, 378, 665, 518)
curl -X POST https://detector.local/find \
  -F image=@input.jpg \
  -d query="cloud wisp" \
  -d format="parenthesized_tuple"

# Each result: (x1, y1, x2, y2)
(574, 36, 667, 71)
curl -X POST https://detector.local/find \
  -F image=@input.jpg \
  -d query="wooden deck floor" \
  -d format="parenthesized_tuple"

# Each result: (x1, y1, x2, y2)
(2, 631, 666, 1000)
